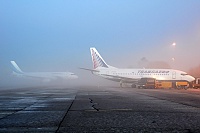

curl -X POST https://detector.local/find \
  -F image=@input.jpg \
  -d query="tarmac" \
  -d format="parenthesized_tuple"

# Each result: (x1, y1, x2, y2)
(0, 86, 200, 133)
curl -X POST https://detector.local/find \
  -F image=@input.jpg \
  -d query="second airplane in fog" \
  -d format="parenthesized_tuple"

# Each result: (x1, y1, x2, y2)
(81, 47, 195, 87)
(11, 61, 78, 81)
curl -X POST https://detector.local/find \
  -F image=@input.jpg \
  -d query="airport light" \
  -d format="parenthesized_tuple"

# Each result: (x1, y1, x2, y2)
(172, 42, 176, 46)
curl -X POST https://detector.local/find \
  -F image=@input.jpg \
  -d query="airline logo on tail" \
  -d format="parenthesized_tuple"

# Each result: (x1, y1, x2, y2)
(90, 48, 108, 69)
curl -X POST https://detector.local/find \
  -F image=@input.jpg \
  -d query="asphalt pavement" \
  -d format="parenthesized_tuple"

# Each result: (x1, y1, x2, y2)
(0, 86, 200, 133)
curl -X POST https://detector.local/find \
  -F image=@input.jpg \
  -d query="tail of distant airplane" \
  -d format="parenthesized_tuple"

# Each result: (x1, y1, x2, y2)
(90, 47, 110, 69)
(10, 61, 24, 74)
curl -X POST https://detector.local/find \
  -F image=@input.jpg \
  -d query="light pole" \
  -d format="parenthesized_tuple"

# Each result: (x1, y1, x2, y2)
(171, 42, 176, 68)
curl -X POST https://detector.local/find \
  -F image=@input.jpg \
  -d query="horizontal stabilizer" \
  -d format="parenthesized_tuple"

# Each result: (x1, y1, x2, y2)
(79, 67, 99, 72)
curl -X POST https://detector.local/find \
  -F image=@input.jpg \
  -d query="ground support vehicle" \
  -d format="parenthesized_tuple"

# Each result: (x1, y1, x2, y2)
(175, 81, 189, 89)
(155, 81, 172, 89)
(192, 78, 200, 89)
(137, 78, 156, 89)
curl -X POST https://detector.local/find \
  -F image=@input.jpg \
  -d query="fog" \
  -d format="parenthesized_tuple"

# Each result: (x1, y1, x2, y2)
(0, 1, 200, 88)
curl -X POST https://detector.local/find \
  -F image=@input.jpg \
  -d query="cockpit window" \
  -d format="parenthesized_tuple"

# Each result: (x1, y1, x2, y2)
(181, 73, 188, 76)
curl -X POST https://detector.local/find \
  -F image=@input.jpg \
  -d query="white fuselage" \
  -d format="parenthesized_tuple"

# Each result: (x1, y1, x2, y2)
(87, 47, 195, 85)
(11, 61, 78, 81)
(13, 71, 78, 80)
(92, 67, 195, 83)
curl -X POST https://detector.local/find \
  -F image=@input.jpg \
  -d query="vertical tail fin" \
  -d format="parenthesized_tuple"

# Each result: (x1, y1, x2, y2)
(10, 61, 24, 74)
(90, 48, 109, 69)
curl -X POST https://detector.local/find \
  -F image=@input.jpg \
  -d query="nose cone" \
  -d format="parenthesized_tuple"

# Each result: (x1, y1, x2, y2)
(188, 75, 195, 82)
(66, 73, 78, 79)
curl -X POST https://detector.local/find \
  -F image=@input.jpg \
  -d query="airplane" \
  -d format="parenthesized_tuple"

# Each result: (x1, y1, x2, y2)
(80, 47, 195, 88)
(11, 61, 78, 81)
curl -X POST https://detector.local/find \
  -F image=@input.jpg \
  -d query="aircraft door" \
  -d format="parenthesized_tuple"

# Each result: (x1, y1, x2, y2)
(106, 71, 109, 75)
(172, 71, 176, 79)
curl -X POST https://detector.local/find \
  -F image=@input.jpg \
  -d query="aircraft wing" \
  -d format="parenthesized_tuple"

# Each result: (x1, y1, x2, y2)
(101, 74, 139, 83)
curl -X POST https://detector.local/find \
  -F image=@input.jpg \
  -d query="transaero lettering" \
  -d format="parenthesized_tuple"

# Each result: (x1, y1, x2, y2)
(137, 70, 170, 73)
